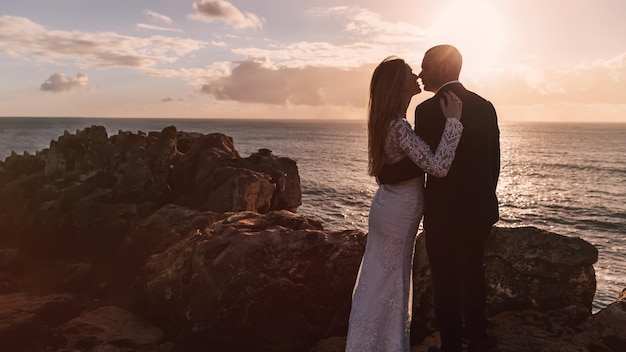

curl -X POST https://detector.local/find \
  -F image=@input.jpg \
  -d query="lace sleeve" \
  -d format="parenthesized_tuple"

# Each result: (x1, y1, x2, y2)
(389, 118, 464, 177)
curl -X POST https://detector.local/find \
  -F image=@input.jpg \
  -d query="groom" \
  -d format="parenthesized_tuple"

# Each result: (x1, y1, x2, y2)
(378, 45, 500, 352)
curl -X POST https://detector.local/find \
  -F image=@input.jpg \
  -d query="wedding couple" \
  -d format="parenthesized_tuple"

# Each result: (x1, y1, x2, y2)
(346, 45, 500, 352)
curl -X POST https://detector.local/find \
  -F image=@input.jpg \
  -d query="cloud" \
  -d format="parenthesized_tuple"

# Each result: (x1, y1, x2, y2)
(0, 15, 205, 69)
(136, 23, 182, 33)
(228, 6, 428, 70)
(143, 10, 175, 26)
(40, 73, 89, 93)
(199, 58, 372, 107)
(145, 61, 233, 86)
(161, 97, 182, 102)
(196, 51, 626, 110)
(449, 47, 626, 110)
(476, 53, 626, 106)
(310, 6, 427, 44)
(190, 0, 263, 29)
(232, 41, 384, 69)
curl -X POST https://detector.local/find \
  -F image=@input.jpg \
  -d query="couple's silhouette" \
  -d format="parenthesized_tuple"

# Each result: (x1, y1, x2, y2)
(346, 45, 500, 352)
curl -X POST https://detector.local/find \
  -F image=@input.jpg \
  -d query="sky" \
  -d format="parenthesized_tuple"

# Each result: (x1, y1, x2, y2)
(1, 0, 625, 122)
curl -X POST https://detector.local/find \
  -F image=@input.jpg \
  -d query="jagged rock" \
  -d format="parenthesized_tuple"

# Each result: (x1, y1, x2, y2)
(0, 276, 18, 294)
(488, 308, 587, 352)
(0, 248, 26, 274)
(168, 134, 301, 213)
(60, 262, 94, 293)
(312, 298, 626, 352)
(0, 293, 82, 352)
(242, 150, 301, 212)
(485, 226, 598, 315)
(0, 126, 302, 259)
(576, 297, 626, 351)
(0, 151, 45, 184)
(60, 306, 164, 350)
(0, 248, 27, 294)
(131, 210, 362, 352)
(487, 295, 626, 352)
(618, 287, 626, 302)
(112, 204, 223, 290)
(410, 226, 599, 342)
(44, 126, 110, 180)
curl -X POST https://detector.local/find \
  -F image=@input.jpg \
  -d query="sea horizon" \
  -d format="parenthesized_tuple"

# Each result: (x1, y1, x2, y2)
(2, 115, 626, 124)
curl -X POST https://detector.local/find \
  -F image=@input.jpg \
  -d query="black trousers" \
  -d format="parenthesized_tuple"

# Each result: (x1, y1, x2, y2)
(425, 225, 491, 352)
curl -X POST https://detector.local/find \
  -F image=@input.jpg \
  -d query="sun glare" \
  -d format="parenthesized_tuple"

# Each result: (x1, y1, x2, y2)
(427, 1, 507, 77)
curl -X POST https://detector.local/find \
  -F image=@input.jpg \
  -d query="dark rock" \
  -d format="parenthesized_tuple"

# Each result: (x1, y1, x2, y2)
(0, 293, 81, 352)
(60, 262, 94, 293)
(618, 287, 626, 302)
(0, 125, 302, 260)
(131, 211, 363, 352)
(410, 226, 599, 342)
(112, 204, 222, 290)
(0, 248, 26, 274)
(485, 226, 598, 315)
(60, 306, 164, 349)
(0, 276, 18, 294)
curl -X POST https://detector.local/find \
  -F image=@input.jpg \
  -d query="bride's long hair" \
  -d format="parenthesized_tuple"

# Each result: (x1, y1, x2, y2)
(368, 56, 407, 177)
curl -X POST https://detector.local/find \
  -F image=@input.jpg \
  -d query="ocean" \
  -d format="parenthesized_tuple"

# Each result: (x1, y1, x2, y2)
(1, 117, 624, 312)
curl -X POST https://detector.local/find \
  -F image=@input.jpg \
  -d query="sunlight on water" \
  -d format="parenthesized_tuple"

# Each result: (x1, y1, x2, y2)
(497, 123, 626, 311)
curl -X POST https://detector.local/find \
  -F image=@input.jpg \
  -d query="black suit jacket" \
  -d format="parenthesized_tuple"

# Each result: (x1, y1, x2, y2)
(378, 83, 500, 232)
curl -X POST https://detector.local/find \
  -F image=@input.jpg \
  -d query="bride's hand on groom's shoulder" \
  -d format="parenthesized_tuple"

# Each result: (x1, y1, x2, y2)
(440, 91, 462, 120)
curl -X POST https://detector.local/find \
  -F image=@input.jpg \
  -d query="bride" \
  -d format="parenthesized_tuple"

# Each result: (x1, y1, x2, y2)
(345, 56, 463, 351)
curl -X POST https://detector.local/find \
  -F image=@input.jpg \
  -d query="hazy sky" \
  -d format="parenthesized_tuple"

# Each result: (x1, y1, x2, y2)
(1, 0, 625, 122)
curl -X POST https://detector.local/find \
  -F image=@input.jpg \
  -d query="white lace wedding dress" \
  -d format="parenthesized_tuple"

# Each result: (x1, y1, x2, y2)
(345, 117, 463, 352)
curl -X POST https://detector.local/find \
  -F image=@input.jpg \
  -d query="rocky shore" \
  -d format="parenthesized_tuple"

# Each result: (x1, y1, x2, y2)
(0, 126, 624, 352)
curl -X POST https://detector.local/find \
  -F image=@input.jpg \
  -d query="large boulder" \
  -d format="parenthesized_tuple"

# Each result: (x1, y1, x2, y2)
(112, 204, 223, 289)
(484, 226, 598, 315)
(410, 226, 598, 342)
(131, 210, 364, 352)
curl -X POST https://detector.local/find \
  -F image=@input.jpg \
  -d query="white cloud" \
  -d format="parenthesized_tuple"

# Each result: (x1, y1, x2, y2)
(190, 0, 263, 29)
(0, 15, 206, 69)
(232, 41, 386, 69)
(145, 61, 234, 86)
(310, 6, 427, 44)
(137, 23, 182, 33)
(226, 6, 428, 70)
(40, 73, 89, 93)
(474, 53, 626, 106)
(143, 10, 175, 26)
